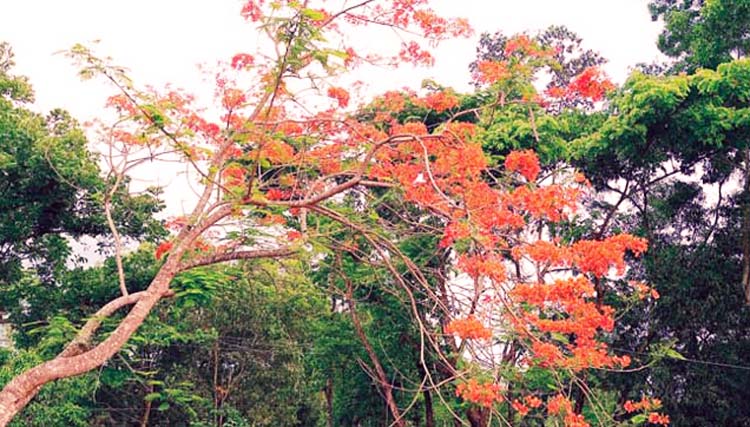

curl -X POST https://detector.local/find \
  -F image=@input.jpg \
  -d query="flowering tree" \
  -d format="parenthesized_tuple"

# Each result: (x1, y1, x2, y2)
(0, 2, 664, 426)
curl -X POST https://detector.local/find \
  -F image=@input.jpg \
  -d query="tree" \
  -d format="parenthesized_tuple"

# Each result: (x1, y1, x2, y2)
(0, 42, 161, 284)
(566, 59, 750, 426)
(0, 41, 163, 356)
(471, 25, 606, 111)
(0, 3, 658, 426)
(650, 0, 750, 71)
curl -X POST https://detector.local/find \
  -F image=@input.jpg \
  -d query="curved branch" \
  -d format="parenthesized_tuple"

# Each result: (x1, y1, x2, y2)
(177, 247, 297, 272)
(57, 289, 171, 358)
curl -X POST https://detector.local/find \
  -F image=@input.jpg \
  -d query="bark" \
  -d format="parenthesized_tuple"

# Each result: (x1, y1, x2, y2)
(0, 262, 179, 426)
(345, 282, 405, 427)
(743, 173, 750, 305)
(177, 247, 296, 272)
(140, 383, 153, 427)
(744, 205, 750, 304)
(466, 407, 488, 427)
(324, 377, 334, 427)
(415, 358, 434, 427)
(423, 388, 434, 427)
(59, 291, 152, 358)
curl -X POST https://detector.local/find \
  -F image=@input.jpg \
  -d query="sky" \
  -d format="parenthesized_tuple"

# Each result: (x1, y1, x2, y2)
(2, 0, 665, 119)
(0, 0, 666, 219)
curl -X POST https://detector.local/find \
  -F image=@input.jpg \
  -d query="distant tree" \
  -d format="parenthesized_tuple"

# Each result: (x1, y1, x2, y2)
(571, 60, 750, 426)
(471, 25, 606, 110)
(0, 42, 163, 322)
(650, 0, 750, 71)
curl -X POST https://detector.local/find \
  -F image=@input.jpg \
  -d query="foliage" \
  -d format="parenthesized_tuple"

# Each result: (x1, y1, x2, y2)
(0, 41, 164, 291)
(3, 2, 730, 427)
(650, 0, 750, 71)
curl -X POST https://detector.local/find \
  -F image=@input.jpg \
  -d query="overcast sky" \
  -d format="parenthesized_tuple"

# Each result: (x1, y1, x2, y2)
(2, 0, 664, 119)
(0, 0, 666, 220)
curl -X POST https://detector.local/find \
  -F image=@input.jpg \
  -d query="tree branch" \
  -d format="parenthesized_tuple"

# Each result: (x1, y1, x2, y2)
(177, 247, 297, 272)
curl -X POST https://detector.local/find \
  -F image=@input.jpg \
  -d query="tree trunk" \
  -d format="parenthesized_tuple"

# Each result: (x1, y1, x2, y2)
(423, 388, 434, 427)
(325, 377, 334, 427)
(0, 262, 179, 426)
(742, 202, 750, 304)
(466, 407, 488, 427)
(140, 383, 153, 427)
(346, 282, 405, 427)
(742, 149, 750, 304)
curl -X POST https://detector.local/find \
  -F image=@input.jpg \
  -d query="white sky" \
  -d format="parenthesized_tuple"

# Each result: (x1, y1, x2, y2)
(0, 0, 666, 219)
(2, 0, 664, 120)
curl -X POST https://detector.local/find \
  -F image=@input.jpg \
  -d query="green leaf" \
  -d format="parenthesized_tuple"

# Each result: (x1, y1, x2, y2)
(665, 348, 687, 361)
(301, 8, 326, 21)
(144, 392, 162, 402)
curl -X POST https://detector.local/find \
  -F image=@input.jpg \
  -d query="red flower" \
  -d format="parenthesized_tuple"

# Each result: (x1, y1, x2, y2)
(567, 67, 615, 102)
(648, 412, 670, 425)
(398, 41, 434, 66)
(230, 53, 254, 70)
(505, 150, 541, 181)
(286, 230, 303, 240)
(155, 241, 173, 260)
(327, 87, 350, 108)
(445, 315, 492, 340)
(422, 91, 459, 112)
(455, 379, 504, 408)
(266, 188, 284, 201)
(240, 0, 264, 21)
(512, 400, 529, 416)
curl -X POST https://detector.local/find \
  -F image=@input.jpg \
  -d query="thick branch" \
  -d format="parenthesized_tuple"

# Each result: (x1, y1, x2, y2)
(59, 289, 174, 358)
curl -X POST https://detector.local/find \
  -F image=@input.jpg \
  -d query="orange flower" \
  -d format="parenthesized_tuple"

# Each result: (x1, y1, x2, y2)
(327, 87, 350, 108)
(422, 91, 459, 112)
(648, 412, 670, 425)
(564, 412, 590, 427)
(475, 60, 510, 85)
(455, 379, 504, 408)
(445, 316, 492, 340)
(155, 241, 173, 260)
(524, 395, 543, 408)
(547, 394, 572, 416)
(505, 150, 541, 181)
(512, 400, 529, 416)
(624, 397, 662, 413)
(221, 88, 246, 109)
(567, 67, 615, 102)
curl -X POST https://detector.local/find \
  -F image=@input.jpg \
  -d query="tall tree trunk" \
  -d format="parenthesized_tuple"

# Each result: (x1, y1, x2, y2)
(416, 359, 434, 427)
(466, 407, 488, 427)
(346, 282, 405, 427)
(325, 377, 334, 427)
(140, 383, 153, 427)
(423, 388, 434, 427)
(742, 149, 750, 304)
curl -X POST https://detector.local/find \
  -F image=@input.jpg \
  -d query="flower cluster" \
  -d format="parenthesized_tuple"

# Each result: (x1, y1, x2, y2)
(546, 66, 615, 102)
(624, 397, 670, 425)
(327, 87, 350, 108)
(420, 91, 459, 112)
(505, 149, 541, 181)
(445, 315, 492, 340)
(455, 379, 504, 408)
(474, 60, 510, 85)
(511, 395, 543, 417)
